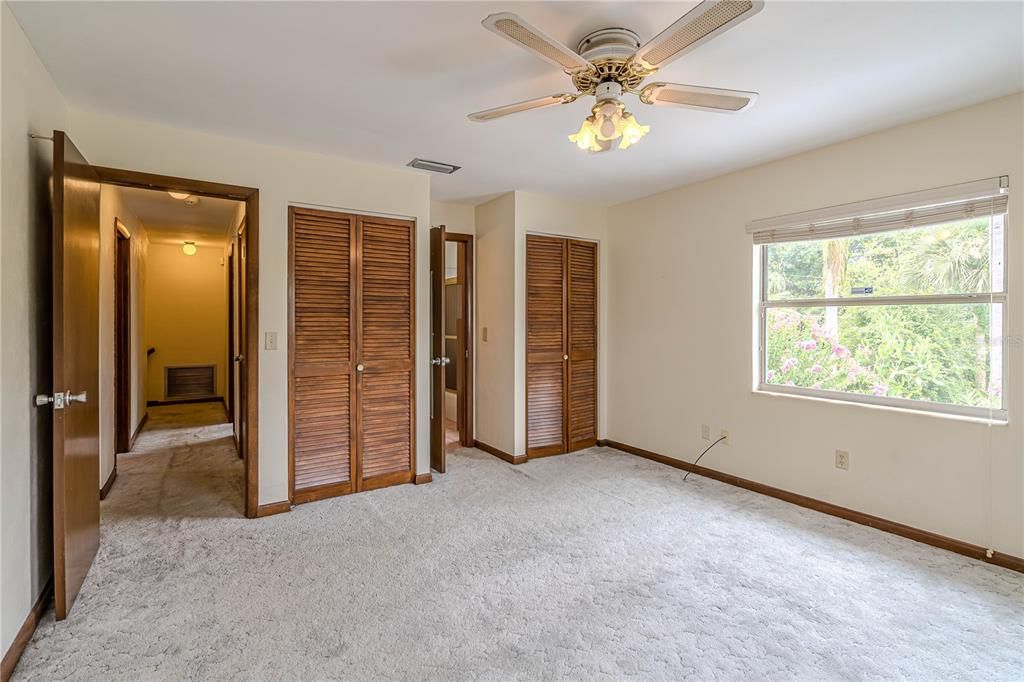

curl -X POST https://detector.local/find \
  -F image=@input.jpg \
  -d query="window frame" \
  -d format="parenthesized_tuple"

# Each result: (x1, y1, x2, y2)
(755, 214, 1009, 422)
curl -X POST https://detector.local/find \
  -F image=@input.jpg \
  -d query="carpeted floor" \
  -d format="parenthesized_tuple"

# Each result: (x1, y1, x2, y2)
(15, 404, 1024, 680)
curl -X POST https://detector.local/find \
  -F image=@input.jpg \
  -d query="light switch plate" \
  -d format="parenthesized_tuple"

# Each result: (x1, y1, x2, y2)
(265, 331, 278, 351)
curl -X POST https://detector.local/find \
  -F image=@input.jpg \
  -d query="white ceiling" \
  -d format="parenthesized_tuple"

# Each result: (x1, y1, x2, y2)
(118, 186, 241, 245)
(10, 1, 1023, 205)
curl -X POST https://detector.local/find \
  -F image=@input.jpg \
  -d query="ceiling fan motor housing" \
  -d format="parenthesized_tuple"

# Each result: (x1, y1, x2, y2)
(576, 28, 641, 62)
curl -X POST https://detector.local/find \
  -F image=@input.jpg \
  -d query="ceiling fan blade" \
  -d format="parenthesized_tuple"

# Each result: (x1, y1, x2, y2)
(468, 93, 578, 122)
(632, 0, 764, 71)
(639, 82, 757, 112)
(482, 12, 595, 74)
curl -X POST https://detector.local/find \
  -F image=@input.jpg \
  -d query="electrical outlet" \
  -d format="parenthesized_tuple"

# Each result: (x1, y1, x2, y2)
(835, 449, 850, 470)
(719, 429, 729, 445)
(701, 424, 710, 440)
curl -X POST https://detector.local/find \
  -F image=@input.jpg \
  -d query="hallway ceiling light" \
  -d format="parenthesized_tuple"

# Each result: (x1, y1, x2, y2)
(168, 191, 191, 200)
(182, 241, 197, 256)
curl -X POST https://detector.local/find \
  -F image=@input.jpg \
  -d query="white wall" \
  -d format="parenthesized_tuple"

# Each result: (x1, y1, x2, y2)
(98, 185, 148, 486)
(0, 1, 68, 657)
(607, 94, 1024, 556)
(473, 194, 516, 452)
(67, 107, 432, 505)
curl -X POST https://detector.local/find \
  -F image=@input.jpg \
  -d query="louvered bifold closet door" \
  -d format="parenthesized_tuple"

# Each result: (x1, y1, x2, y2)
(526, 235, 567, 457)
(567, 240, 598, 451)
(357, 216, 415, 490)
(290, 207, 355, 503)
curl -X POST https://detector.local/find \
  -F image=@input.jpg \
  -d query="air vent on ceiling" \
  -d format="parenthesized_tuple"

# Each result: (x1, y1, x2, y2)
(407, 158, 461, 175)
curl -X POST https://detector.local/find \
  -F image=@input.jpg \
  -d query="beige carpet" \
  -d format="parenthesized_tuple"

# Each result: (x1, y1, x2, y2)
(14, 403, 1024, 680)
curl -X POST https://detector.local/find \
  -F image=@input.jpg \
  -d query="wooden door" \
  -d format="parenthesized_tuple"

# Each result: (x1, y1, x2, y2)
(113, 225, 131, 455)
(50, 130, 101, 620)
(235, 219, 247, 458)
(357, 216, 416, 490)
(526, 235, 567, 458)
(429, 226, 446, 472)
(567, 240, 598, 451)
(289, 207, 355, 502)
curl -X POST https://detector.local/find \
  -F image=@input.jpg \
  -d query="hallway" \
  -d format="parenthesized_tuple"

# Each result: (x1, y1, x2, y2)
(110, 402, 243, 519)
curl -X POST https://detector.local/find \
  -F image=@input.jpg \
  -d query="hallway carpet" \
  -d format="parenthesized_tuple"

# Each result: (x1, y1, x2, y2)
(15, 404, 1023, 680)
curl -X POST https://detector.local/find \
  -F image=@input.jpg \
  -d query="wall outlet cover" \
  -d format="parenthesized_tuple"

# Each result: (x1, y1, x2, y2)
(835, 449, 850, 470)
(719, 429, 729, 445)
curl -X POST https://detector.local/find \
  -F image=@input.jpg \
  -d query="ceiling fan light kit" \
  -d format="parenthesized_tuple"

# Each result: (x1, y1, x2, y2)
(468, 1, 764, 154)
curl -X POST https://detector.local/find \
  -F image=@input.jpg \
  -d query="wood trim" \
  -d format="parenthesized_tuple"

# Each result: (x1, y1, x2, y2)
(1, 575, 53, 682)
(601, 439, 1024, 574)
(445, 232, 475, 448)
(99, 465, 117, 501)
(93, 166, 260, 518)
(415, 472, 433, 485)
(255, 501, 291, 518)
(113, 223, 131, 455)
(129, 412, 149, 449)
(474, 440, 527, 465)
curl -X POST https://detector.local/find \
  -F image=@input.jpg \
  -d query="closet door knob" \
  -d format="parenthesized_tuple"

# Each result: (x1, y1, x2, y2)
(563, 354, 568, 361)
(356, 363, 365, 372)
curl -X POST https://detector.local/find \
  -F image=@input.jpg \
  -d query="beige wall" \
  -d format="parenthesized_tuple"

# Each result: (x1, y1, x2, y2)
(474, 194, 516, 452)
(67, 106, 432, 505)
(431, 199, 475, 236)
(472, 191, 609, 456)
(0, 2, 68, 656)
(145, 241, 228, 402)
(98, 185, 148, 486)
(606, 94, 1024, 556)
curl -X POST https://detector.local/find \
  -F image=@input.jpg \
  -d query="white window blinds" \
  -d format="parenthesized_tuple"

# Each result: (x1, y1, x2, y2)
(746, 176, 1009, 245)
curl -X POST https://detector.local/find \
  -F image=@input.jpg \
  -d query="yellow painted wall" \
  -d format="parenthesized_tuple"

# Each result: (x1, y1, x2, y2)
(145, 241, 228, 401)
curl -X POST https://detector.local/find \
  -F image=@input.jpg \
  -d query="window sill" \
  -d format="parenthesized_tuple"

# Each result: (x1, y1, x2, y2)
(752, 388, 1008, 426)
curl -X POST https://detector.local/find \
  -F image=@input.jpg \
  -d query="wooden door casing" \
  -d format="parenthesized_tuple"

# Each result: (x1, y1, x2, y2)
(429, 225, 446, 473)
(52, 130, 102, 620)
(289, 208, 415, 503)
(525, 235, 598, 458)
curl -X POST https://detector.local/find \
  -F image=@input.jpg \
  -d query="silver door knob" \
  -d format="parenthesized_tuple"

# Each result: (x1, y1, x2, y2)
(356, 363, 365, 372)
(432, 357, 451, 366)
(234, 354, 244, 362)
(67, 391, 88, 404)
(563, 354, 569, 361)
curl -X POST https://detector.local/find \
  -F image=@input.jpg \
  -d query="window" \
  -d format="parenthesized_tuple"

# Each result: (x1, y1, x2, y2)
(750, 178, 1008, 420)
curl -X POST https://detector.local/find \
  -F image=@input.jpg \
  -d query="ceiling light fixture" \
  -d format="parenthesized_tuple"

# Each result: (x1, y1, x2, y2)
(168, 191, 191, 200)
(182, 241, 197, 256)
(567, 83, 649, 153)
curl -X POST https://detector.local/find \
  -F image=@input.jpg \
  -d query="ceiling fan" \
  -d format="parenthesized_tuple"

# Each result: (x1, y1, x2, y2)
(467, 0, 764, 152)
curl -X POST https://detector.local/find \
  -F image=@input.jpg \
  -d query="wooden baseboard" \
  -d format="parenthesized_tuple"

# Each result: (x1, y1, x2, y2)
(99, 465, 117, 501)
(147, 396, 225, 407)
(128, 412, 149, 449)
(602, 439, 1024, 574)
(414, 472, 433, 485)
(255, 500, 291, 518)
(474, 440, 527, 465)
(1, 574, 53, 682)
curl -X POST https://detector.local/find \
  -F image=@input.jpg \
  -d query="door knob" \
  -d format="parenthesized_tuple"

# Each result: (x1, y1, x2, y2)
(67, 391, 88, 404)
(563, 354, 569, 361)
(356, 363, 365, 372)
(234, 354, 244, 362)
(431, 357, 451, 366)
